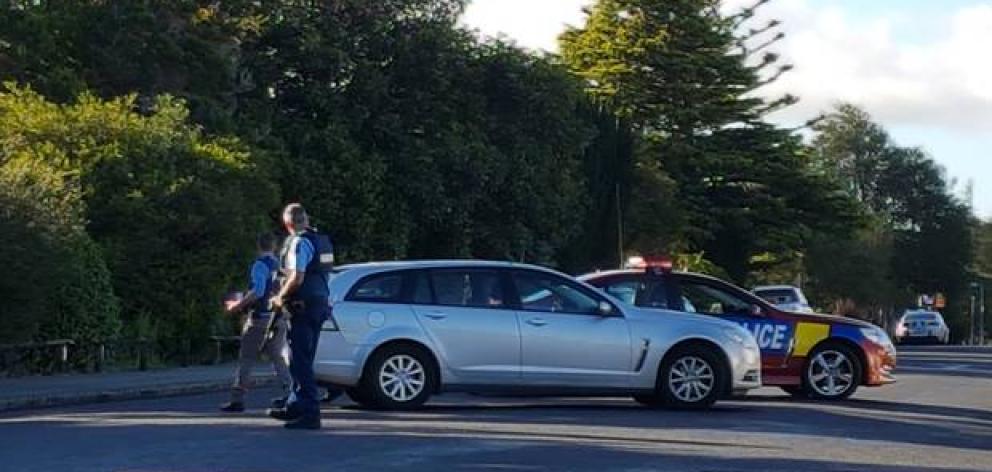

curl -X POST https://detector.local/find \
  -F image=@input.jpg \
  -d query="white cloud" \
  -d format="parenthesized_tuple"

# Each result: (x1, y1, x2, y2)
(464, 0, 992, 132)
(735, 0, 992, 133)
(460, 0, 592, 52)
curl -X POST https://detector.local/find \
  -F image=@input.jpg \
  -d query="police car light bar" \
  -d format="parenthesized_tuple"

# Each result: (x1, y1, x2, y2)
(625, 256, 647, 269)
(625, 256, 674, 273)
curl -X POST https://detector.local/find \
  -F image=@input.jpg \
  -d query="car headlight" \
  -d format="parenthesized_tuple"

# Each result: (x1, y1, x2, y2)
(861, 327, 892, 346)
(723, 327, 756, 348)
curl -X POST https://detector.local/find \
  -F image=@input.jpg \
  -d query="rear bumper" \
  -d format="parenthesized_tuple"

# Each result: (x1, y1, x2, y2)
(896, 334, 943, 344)
(314, 331, 366, 387)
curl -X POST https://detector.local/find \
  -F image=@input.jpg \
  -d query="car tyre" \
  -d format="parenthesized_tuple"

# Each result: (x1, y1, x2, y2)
(632, 394, 665, 407)
(803, 342, 861, 401)
(345, 387, 373, 407)
(780, 385, 809, 397)
(357, 344, 437, 410)
(657, 345, 726, 410)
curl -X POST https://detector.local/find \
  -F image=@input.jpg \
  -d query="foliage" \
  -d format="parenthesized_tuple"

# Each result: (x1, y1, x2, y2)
(560, 0, 859, 281)
(0, 0, 246, 131)
(810, 104, 973, 333)
(235, 3, 594, 264)
(0, 133, 121, 346)
(0, 0, 983, 357)
(0, 85, 275, 356)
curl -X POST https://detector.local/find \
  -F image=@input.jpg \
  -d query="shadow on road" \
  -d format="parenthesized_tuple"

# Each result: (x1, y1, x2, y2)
(0, 406, 985, 472)
(833, 397, 992, 423)
(333, 394, 992, 452)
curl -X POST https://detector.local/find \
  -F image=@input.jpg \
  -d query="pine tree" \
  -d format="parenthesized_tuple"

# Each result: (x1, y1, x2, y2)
(560, 0, 853, 281)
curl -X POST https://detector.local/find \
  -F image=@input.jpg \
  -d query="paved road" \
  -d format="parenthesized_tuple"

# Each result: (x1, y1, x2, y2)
(1, 346, 990, 472)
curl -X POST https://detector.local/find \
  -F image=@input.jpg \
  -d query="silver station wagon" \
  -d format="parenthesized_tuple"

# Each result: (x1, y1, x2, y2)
(314, 261, 761, 410)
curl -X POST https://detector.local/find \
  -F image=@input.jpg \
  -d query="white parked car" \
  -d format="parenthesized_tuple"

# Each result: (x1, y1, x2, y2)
(314, 260, 762, 410)
(752, 285, 813, 313)
(895, 310, 950, 345)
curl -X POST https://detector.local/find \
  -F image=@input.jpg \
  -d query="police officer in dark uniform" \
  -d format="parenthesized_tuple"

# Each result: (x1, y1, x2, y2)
(220, 232, 292, 412)
(269, 203, 333, 430)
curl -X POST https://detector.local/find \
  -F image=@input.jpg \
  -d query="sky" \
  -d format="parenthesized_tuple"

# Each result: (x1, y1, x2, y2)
(461, 0, 992, 218)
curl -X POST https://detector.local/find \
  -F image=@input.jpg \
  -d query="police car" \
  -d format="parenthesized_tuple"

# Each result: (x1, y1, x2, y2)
(580, 257, 897, 400)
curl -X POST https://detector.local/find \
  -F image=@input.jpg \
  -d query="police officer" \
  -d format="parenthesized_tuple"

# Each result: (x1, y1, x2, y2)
(269, 203, 333, 430)
(221, 232, 292, 412)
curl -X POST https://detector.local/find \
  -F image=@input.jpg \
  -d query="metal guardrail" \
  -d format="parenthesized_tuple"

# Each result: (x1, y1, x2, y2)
(0, 339, 76, 375)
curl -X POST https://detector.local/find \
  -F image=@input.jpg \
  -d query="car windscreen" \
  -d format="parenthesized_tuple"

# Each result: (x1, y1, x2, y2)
(754, 289, 799, 305)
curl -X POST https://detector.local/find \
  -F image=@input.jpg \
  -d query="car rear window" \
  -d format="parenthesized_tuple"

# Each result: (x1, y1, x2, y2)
(430, 270, 506, 308)
(755, 289, 799, 304)
(346, 272, 405, 303)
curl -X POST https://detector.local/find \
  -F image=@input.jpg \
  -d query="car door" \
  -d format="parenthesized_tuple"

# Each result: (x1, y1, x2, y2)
(410, 268, 521, 385)
(511, 269, 633, 388)
(671, 277, 796, 377)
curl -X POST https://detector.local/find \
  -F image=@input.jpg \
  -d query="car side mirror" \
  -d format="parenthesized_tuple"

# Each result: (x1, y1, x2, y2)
(597, 301, 615, 317)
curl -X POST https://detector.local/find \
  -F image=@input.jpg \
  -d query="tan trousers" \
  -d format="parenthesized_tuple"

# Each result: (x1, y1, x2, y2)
(231, 314, 292, 403)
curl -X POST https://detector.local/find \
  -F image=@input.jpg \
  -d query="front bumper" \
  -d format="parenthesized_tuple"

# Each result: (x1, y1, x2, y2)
(729, 344, 763, 391)
(864, 340, 897, 386)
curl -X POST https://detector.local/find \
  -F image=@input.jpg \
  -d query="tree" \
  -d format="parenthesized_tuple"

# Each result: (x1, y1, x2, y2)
(0, 84, 276, 359)
(560, 0, 856, 281)
(811, 104, 973, 333)
(0, 1, 250, 131)
(239, 2, 595, 265)
(0, 127, 121, 348)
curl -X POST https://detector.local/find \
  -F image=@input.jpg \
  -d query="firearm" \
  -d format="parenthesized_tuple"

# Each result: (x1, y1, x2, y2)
(260, 299, 303, 351)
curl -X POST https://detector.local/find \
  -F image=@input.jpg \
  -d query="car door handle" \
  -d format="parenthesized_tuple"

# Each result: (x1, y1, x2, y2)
(526, 318, 548, 327)
(424, 312, 447, 320)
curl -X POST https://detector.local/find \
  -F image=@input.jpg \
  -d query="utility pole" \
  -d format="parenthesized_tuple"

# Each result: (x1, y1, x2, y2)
(969, 294, 976, 345)
(616, 183, 624, 268)
(979, 283, 986, 345)
(970, 282, 986, 345)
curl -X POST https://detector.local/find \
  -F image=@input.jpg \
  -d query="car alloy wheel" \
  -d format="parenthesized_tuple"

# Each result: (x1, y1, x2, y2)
(667, 355, 715, 404)
(378, 354, 426, 402)
(359, 343, 436, 410)
(807, 349, 855, 398)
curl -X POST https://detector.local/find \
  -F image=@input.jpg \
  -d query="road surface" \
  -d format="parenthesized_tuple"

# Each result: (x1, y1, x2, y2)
(1, 346, 989, 471)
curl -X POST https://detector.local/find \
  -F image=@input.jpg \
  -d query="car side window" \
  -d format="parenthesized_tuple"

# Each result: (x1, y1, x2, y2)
(639, 278, 671, 309)
(603, 280, 639, 305)
(410, 271, 433, 305)
(430, 270, 506, 308)
(513, 271, 601, 315)
(679, 281, 751, 317)
(346, 272, 405, 303)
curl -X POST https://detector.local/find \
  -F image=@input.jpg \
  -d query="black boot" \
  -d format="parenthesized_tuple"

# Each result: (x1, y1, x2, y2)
(267, 407, 302, 422)
(270, 396, 288, 409)
(284, 415, 321, 430)
(220, 401, 244, 413)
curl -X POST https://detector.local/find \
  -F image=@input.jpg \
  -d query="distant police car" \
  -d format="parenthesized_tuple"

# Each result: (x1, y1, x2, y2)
(753, 285, 813, 313)
(581, 258, 897, 400)
(895, 310, 950, 345)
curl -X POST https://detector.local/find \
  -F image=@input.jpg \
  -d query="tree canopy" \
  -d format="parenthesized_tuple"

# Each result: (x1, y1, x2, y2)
(559, 0, 859, 281)
(0, 0, 983, 359)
